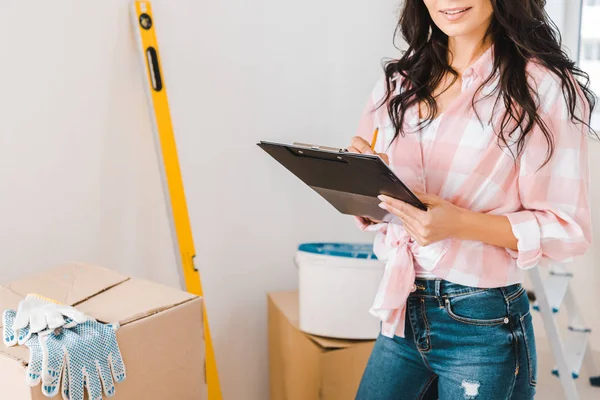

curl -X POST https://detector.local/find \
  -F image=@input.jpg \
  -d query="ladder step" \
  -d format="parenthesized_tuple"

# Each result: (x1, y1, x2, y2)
(551, 369, 579, 379)
(551, 328, 591, 379)
(533, 272, 572, 313)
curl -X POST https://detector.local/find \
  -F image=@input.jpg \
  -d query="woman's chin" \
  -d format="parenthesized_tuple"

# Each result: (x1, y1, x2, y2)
(437, 23, 476, 38)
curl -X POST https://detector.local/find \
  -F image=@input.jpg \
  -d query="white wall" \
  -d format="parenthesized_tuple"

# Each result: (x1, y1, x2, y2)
(2, 1, 599, 398)
(0, 1, 399, 399)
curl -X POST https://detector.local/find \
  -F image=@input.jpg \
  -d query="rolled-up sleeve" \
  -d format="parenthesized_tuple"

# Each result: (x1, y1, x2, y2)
(505, 88, 592, 269)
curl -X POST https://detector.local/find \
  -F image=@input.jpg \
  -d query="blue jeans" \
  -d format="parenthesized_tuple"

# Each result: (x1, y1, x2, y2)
(356, 278, 537, 399)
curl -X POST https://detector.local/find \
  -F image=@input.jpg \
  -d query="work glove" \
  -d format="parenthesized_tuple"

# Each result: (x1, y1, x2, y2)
(13, 293, 92, 338)
(40, 320, 126, 400)
(3, 310, 45, 387)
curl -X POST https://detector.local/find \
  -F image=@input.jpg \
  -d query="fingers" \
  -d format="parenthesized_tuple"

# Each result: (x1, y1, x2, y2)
(68, 362, 85, 400)
(25, 336, 43, 386)
(404, 224, 429, 246)
(356, 216, 370, 226)
(382, 201, 420, 232)
(348, 145, 388, 166)
(29, 310, 47, 333)
(412, 191, 440, 207)
(85, 364, 104, 400)
(378, 197, 412, 222)
(60, 308, 89, 324)
(108, 351, 126, 384)
(349, 136, 389, 164)
(62, 362, 70, 399)
(377, 195, 433, 246)
(403, 223, 421, 243)
(378, 195, 425, 219)
(42, 361, 62, 398)
(13, 305, 30, 330)
(98, 361, 116, 397)
(3, 310, 17, 346)
(350, 136, 374, 155)
(357, 216, 383, 227)
(46, 309, 66, 331)
(403, 221, 434, 247)
(18, 324, 32, 345)
(40, 331, 68, 398)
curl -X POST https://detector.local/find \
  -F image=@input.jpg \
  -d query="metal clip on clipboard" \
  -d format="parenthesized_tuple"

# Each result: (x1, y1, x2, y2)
(292, 142, 349, 153)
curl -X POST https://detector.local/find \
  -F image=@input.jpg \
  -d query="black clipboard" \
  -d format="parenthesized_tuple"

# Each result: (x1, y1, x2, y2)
(257, 140, 427, 220)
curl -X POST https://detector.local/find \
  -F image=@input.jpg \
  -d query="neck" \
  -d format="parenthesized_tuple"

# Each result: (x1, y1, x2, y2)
(447, 29, 492, 75)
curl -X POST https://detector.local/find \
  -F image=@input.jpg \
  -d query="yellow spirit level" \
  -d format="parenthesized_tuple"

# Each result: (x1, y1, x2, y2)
(130, 2, 222, 398)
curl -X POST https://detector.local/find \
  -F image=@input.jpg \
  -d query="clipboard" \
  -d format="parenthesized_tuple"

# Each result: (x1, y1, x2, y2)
(257, 140, 427, 220)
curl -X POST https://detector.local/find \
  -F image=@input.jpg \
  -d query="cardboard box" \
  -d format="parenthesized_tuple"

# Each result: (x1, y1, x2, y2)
(0, 263, 207, 400)
(268, 291, 375, 400)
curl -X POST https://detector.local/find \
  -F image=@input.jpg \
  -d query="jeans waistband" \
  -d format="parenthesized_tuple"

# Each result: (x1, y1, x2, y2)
(413, 278, 523, 299)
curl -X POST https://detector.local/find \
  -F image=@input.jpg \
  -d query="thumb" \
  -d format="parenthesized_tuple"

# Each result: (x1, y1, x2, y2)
(413, 191, 439, 205)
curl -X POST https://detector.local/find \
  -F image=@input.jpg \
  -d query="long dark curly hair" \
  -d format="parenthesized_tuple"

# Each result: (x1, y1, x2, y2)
(381, 0, 597, 165)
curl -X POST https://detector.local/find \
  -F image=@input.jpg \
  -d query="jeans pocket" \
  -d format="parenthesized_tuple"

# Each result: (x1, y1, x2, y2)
(444, 289, 509, 326)
(519, 311, 538, 387)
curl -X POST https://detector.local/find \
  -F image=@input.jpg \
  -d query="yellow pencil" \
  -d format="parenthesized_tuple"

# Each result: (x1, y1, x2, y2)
(371, 127, 379, 151)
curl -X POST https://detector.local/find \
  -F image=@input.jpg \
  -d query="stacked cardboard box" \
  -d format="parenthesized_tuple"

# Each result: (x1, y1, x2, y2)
(0, 263, 207, 399)
(268, 291, 375, 400)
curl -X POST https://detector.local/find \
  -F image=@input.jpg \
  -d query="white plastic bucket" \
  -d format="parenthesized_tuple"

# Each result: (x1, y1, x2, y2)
(296, 243, 385, 340)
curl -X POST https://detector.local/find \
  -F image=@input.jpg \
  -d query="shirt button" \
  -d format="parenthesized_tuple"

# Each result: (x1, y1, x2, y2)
(411, 284, 417, 293)
(463, 68, 474, 78)
(504, 317, 509, 324)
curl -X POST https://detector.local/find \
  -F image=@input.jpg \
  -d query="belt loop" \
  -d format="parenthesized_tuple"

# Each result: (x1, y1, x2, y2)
(501, 287, 509, 305)
(435, 280, 443, 308)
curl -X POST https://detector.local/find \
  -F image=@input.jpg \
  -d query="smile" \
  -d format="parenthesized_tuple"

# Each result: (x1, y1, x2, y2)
(441, 8, 470, 15)
(439, 7, 472, 21)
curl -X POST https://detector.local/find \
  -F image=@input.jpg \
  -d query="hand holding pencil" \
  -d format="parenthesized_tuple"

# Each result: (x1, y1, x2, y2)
(349, 127, 388, 226)
(347, 127, 389, 165)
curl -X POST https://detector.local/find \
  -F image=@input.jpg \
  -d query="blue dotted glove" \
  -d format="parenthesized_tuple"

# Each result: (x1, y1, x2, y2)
(40, 320, 126, 400)
(4, 295, 85, 348)
(3, 310, 45, 387)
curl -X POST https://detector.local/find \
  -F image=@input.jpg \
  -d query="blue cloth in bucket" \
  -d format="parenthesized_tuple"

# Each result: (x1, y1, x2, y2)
(297, 243, 378, 260)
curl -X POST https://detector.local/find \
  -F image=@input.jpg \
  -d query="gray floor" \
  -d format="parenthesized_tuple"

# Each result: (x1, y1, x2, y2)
(536, 348, 600, 399)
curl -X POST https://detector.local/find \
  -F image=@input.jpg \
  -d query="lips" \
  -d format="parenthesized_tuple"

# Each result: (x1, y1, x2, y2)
(440, 7, 471, 15)
(439, 7, 472, 21)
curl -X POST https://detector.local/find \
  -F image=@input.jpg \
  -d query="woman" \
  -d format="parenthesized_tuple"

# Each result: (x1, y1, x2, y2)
(349, 0, 596, 399)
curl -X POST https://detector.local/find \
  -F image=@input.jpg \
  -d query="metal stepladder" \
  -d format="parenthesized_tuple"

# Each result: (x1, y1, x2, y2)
(529, 265, 600, 399)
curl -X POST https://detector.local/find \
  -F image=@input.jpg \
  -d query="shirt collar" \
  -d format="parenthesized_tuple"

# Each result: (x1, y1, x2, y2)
(462, 45, 494, 80)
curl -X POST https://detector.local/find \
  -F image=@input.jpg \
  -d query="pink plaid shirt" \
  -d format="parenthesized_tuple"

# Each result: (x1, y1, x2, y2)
(356, 47, 592, 339)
